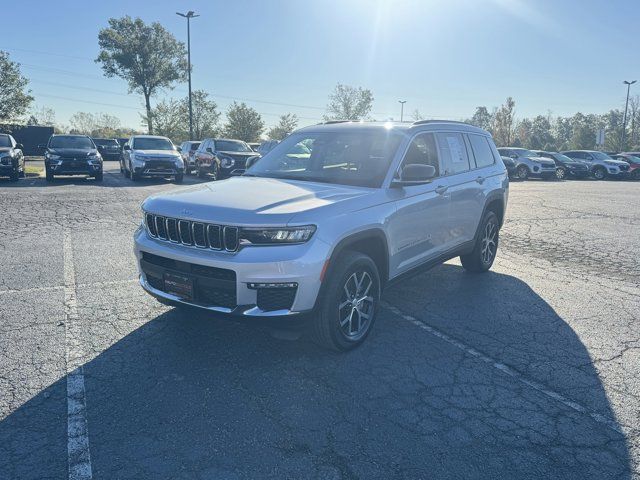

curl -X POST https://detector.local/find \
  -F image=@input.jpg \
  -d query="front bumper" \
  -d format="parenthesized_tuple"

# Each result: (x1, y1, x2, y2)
(0, 163, 16, 175)
(48, 161, 101, 176)
(134, 226, 330, 316)
(134, 165, 184, 177)
(532, 166, 557, 177)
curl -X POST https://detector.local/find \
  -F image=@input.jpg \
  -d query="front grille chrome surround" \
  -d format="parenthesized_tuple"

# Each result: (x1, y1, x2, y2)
(144, 213, 239, 252)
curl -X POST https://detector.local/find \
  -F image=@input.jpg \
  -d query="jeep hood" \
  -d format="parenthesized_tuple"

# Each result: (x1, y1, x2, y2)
(142, 176, 375, 225)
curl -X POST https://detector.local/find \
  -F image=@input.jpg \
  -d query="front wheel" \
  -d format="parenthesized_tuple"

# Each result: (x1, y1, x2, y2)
(460, 211, 499, 273)
(94, 171, 103, 182)
(593, 166, 606, 180)
(45, 169, 54, 182)
(632, 169, 640, 180)
(174, 173, 184, 184)
(516, 165, 529, 180)
(310, 251, 380, 351)
(555, 167, 566, 180)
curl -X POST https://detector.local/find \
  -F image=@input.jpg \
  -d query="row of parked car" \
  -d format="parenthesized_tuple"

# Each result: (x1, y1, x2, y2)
(498, 147, 640, 181)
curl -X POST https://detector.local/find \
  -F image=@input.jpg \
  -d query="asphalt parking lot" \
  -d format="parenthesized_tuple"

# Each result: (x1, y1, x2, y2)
(0, 162, 638, 479)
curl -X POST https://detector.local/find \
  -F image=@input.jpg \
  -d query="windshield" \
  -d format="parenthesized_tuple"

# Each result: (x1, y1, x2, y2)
(0, 135, 11, 147)
(592, 152, 613, 161)
(93, 139, 118, 146)
(49, 136, 95, 149)
(514, 149, 538, 158)
(246, 130, 403, 188)
(132, 137, 174, 150)
(215, 140, 252, 152)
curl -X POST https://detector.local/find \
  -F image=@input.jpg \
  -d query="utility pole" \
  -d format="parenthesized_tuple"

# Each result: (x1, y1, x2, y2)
(621, 80, 636, 149)
(398, 100, 407, 122)
(177, 11, 200, 140)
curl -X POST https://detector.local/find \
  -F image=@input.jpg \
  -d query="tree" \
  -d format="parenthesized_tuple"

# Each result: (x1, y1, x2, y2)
(411, 109, 425, 122)
(96, 16, 188, 134)
(69, 112, 97, 135)
(468, 106, 493, 132)
(223, 102, 265, 142)
(324, 83, 374, 121)
(29, 106, 56, 127)
(183, 90, 221, 140)
(492, 97, 516, 146)
(267, 113, 298, 140)
(0, 51, 34, 121)
(141, 99, 187, 141)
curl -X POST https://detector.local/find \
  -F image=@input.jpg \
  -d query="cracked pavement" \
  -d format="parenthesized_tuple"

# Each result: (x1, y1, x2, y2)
(0, 164, 638, 479)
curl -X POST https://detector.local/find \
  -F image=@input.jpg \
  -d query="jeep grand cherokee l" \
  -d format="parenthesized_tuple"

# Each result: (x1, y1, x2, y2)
(0, 134, 25, 182)
(41, 135, 103, 182)
(122, 135, 184, 183)
(135, 121, 508, 351)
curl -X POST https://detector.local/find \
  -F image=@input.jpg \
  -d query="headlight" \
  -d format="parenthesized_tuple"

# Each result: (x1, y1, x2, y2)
(45, 153, 60, 160)
(131, 154, 145, 166)
(240, 225, 316, 245)
(174, 156, 184, 167)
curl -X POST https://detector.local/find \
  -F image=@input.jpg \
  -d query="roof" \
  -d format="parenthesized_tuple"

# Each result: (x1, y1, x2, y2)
(131, 135, 172, 140)
(295, 120, 490, 136)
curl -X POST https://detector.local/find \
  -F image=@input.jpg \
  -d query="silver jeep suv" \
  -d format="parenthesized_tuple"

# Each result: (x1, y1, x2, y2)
(134, 121, 508, 350)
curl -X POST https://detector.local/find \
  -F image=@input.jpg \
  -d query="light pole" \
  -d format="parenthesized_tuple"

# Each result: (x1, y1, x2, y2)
(176, 11, 199, 140)
(622, 80, 636, 149)
(398, 100, 407, 122)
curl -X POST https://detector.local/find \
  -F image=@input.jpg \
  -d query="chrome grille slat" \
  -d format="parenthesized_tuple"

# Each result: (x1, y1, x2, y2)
(144, 214, 238, 251)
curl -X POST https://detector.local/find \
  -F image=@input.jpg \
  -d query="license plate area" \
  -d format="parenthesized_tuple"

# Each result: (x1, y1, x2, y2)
(163, 272, 194, 300)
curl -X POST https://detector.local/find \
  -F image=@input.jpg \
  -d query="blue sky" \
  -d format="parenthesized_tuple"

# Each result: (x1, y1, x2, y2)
(3, 0, 639, 131)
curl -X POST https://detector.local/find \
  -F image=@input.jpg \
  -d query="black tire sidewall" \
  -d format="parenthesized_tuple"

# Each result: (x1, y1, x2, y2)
(318, 252, 380, 351)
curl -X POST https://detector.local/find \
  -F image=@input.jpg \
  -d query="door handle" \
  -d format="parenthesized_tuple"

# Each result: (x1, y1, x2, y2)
(476, 176, 485, 184)
(435, 185, 448, 195)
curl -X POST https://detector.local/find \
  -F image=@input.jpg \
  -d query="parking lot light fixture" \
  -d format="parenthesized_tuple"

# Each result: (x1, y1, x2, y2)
(398, 100, 407, 122)
(622, 80, 636, 149)
(176, 11, 200, 141)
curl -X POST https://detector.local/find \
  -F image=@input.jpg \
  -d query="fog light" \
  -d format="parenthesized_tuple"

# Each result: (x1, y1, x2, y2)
(247, 282, 298, 289)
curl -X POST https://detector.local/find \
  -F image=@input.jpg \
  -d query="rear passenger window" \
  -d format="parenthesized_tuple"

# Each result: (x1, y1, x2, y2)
(436, 132, 470, 175)
(468, 134, 496, 168)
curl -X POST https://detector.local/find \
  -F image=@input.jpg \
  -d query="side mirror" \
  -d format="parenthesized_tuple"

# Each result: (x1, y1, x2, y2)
(177, 146, 182, 152)
(16, 143, 24, 150)
(123, 144, 131, 151)
(391, 164, 436, 187)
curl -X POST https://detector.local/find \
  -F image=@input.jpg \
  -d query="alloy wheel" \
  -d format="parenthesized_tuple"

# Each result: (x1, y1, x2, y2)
(517, 165, 529, 180)
(481, 220, 498, 265)
(338, 270, 375, 340)
(594, 168, 605, 180)
(556, 167, 566, 180)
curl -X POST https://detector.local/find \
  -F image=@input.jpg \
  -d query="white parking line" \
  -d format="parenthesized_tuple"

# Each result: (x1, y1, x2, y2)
(381, 301, 625, 435)
(63, 225, 93, 480)
(0, 279, 137, 296)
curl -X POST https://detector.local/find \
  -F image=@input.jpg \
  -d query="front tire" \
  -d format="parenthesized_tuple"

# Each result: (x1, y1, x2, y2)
(174, 173, 184, 184)
(555, 167, 566, 180)
(45, 169, 54, 182)
(516, 165, 529, 180)
(9, 169, 19, 182)
(310, 251, 380, 351)
(593, 166, 606, 180)
(461, 211, 499, 273)
(94, 171, 103, 182)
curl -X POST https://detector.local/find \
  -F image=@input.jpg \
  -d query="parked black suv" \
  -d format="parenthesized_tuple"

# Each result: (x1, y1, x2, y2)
(0, 134, 25, 182)
(40, 135, 103, 182)
(92, 138, 121, 161)
(532, 150, 590, 179)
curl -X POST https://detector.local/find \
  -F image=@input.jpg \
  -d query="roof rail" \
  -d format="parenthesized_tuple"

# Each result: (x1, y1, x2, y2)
(412, 119, 470, 126)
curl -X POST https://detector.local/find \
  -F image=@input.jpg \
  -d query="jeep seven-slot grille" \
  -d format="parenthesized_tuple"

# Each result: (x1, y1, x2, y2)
(145, 213, 239, 252)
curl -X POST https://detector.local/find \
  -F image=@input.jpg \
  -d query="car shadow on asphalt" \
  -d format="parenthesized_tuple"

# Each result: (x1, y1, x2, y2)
(0, 265, 633, 479)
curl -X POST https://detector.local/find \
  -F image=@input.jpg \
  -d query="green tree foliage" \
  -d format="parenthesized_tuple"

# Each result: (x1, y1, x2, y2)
(223, 102, 265, 142)
(183, 90, 221, 140)
(0, 51, 34, 121)
(267, 113, 299, 140)
(96, 16, 188, 134)
(324, 83, 374, 121)
(492, 97, 516, 147)
(468, 106, 493, 131)
(140, 99, 186, 141)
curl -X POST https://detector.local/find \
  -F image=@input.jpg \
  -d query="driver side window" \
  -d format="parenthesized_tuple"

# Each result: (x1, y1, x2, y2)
(401, 133, 440, 177)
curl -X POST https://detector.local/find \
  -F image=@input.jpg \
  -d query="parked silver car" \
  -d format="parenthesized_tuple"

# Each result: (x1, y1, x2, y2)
(561, 150, 630, 180)
(496, 148, 556, 180)
(134, 121, 508, 350)
(122, 135, 185, 183)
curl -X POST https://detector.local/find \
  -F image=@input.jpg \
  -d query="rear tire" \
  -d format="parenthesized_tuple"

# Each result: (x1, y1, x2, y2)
(131, 169, 141, 182)
(632, 169, 640, 180)
(9, 169, 19, 182)
(460, 211, 499, 273)
(309, 251, 380, 351)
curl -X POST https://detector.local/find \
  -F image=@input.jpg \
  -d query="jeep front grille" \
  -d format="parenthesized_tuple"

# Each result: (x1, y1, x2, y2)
(144, 213, 239, 252)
